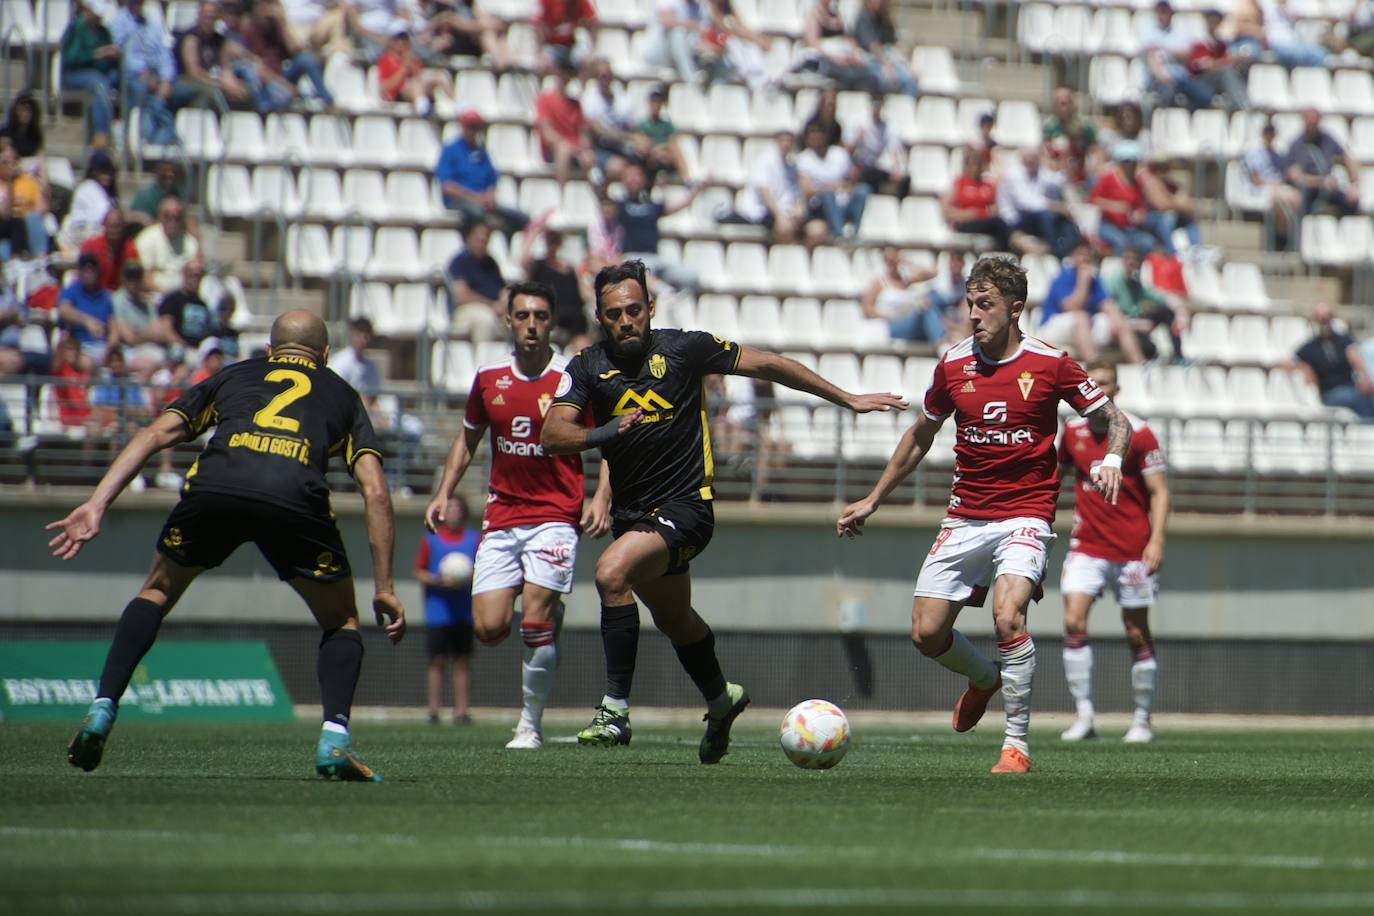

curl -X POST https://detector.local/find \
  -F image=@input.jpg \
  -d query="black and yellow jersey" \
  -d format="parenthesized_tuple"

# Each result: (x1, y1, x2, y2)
(164, 355, 383, 515)
(552, 328, 740, 520)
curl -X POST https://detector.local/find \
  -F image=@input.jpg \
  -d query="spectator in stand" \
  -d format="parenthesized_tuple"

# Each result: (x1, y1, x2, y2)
(853, 0, 919, 97)
(0, 94, 45, 180)
(648, 0, 710, 82)
(1295, 303, 1374, 419)
(1096, 99, 1150, 163)
(175, 1, 252, 108)
(109, 261, 171, 378)
(156, 256, 214, 350)
(1103, 246, 1186, 363)
(329, 316, 383, 396)
(1243, 120, 1301, 248)
(537, 0, 597, 73)
(80, 209, 137, 292)
(1232, 0, 1330, 69)
(330, 313, 423, 484)
(417, 0, 511, 69)
(377, 28, 454, 115)
(634, 85, 692, 183)
(0, 281, 51, 375)
(59, 149, 118, 253)
(927, 248, 971, 343)
(941, 147, 1011, 251)
(212, 296, 242, 360)
(861, 246, 944, 343)
(1188, 7, 1248, 111)
(1139, 154, 1204, 255)
(89, 346, 151, 437)
(58, 253, 115, 371)
(0, 145, 48, 259)
(615, 162, 704, 293)
(580, 57, 637, 181)
(1043, 85, 1098, 187)
(1138, 1, 1212, 111)
(136, 196, 201, 294)
(1286, 107, 1360, 218)
(845, 90, 909, 198)
(534, 60, 597, 186)
(520, 223, 592, 347)
(1350, 1, 1374, 59)
(798, 121, 868, 243)
(1035, 241, 1143, 365)
(237, 0, 334, 109)
(734, 129, 805, 244)
(51, 335, 94, 432)
(801, 85, 843, 148)
(281, 0, 362, 57)
(111, 0, 179, 146)
(997, 147, 1079, 258)
(448, 221, 507, 341)
(129, 161, 188, 229)
(60, 1, 121, 149)
(189, 337, 225, 385)
(437, 110, 530, 236)
(801, 0, 875, 90)
(701, 0, 774, 93)
(1090, 142, 1158, 254)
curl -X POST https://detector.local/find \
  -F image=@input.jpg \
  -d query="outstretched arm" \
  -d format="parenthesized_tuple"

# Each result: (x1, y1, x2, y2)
(1091, 401, 1132, 506)
(46, 411, 190, 559)
(733, 346, 907, 413)
(542, 404, 642, 455)
(837, 411, 945, 538)
(354, 452, 405, 643)
(424, 424, 485, 532)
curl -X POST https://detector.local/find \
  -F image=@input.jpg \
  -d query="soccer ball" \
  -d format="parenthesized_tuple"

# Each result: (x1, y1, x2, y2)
(438, 552, 474, 588)
(780, 699, 851, 770)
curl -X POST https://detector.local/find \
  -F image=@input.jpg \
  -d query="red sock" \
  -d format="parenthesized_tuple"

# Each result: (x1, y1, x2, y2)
(521, 620, 555, 648)
(1064, 633, 1089, 650)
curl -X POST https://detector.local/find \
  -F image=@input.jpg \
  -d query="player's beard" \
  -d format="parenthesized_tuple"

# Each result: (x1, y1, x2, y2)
(610, 328, 649, 359)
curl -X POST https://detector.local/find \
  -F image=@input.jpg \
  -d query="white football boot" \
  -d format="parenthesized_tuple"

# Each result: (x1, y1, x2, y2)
(505, 723, 543, 749)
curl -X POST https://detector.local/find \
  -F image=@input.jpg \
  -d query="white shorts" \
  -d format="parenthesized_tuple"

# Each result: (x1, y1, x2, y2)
(471, 522, 579, 596)
(914, 517, 1055, 603)
(1060, 551, 1156, 608)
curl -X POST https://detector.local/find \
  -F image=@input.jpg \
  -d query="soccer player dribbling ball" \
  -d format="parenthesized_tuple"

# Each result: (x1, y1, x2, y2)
(542, 260, 906, 763)
(51, 311, 405, 781)
(836, 257, 1132, 774)
(1057, 361, 1169, 744)
(425, 281, 612, 749)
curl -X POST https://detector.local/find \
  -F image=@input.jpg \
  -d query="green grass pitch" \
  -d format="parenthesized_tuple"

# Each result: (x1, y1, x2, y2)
(3, 721, 1373, 915)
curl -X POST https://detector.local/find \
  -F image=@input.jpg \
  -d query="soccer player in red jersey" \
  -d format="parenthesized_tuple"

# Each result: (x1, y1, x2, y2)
(837, 257, 1132, 773)
(425, 281, 611, 749)
(1056, 361, 1169, 744)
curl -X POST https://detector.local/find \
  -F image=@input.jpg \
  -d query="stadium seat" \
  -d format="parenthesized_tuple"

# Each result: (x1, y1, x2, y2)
(558, 181, 599, 231)
(910, 145, 953, 196)
(700, 135, 745, 186)
(285, 224, 335, 278)
(1229, 315, 1273, 366)
(343, 169, 389, 221)
(757, 0, 804, 36)
(911, 96, 960, 146)
(1256, 421, 1324, 475)
(820, 300, 868, 350)
(174, 108, 222, 159)
(486, 124, 536, 176)
(1089, 55, 1131, 108)
(956, 98, 996, 145)
(1334, 68, 1374, 117)
(325, 57, 372, 112)
(1290, 67, 1335, 114)
(1151, 108, 1197, 159)
(396, 118, 440, 169)
(767, 245, 813, 297)
(737, 295, 783, 348)
(725, 242, 770, 294)
(222, 112, 268, 162)
(903, 197, 951, 247)
(1168, 418, 1237, 473)
(353, 115, 400, 167)
(431, 340, 476, 392)
(911, 45, 962, 96)
(455, 70, 499, 120)
(349, 281, 392, 323)
(1226, 366, 1273, 418)
(1268, 315, 1311, 363)
(1017, 3, 1055, 54)
(421, 228, 462, 275)
(389, 283, 438, 335)
(1248, 64, 1293, 111)
(265, 113, 311, 163)
(385, 171, 437, 222)
(495, 73, 538, 121)
(517, 177, 562, 223)
(1, 0, 39, 44)
(1220, 261, 1274, 310)
(332, 225, 374, 276)
(858, 195, 903, 244)
(369, 227, 426, 281)
(668, 84, 710, 134)
(298, 168, 346, 221)
(307, 114, 354, 166)
(1300, 215, 1342, 265)
(1184, 313, 1233, 364)
(683, 240, 727, 292)
(707, 84, 751, 134)
(204, 165, 257, 219)
(748, 88, 795, 135)
(992, 100, 1041, 150)
(695, 294, 740, 339)
(1334, 424, 1374, 475)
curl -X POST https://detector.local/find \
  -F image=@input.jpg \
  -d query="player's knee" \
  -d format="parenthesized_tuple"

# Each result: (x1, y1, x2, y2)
(911, 625, 950, 657)
(594, 561, 634, 602)
(991, 606, 1025, 641)
(475, 622, 510, 646)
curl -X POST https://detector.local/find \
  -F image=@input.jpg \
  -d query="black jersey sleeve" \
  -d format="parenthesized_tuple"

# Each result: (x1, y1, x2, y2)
(339, 389, 384, 476)
(681, 330, 743, 375)
(551, 351, 592, 411)
(165, 373, 224, 437)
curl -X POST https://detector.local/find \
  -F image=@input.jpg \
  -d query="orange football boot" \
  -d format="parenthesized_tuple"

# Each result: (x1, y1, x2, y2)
(990, 746, 1032, 774)
(952, 675, 1002, 732)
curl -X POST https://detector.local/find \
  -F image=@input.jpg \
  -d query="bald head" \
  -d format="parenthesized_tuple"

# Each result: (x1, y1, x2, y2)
(269, 310, 330, 357)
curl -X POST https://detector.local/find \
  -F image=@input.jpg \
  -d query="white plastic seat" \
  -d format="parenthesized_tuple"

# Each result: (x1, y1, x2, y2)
(431, 340, 476, 392)
(1089, 55, 1131, 108)
(706, 84, 751, 134)
(265, 113, 311, 163)
(352, 115, 399, 167)
(1220, 261, 1273, 310)
(285, 224, 335, 278)
(695, 294, 740, 340)
(955, 98, 996, 145)
(699, 135, 745, 186)
(682, 240, 727, 292)
(518, 177, 562, 222)
(1256, 421, 1323, 474)
(222, 111, 268, 161)
(1248, 64, 1293, 112)
(748, 88, 795, 136)
(421, 228, 462, 274)
(298, 168, 346, 220)
(1334, 69, 1374, 117)
(724, 242, 770, 294)
(737, 295, 782, 348)
(307, 115, 354, 166)
(253, 166, 304, 219)
(386, 171, 437, 221)
(766, 245, 812, 297)
(810, 246, 858, 298)
(389, 283, 437, 335)
(992, 100, 1041, 150)
(369, 227, 425, 280)
(1229, 315, 1273, 365)
(174, 109, 222, 159)
(817, 353, 861, 393)
(911, 96, 960, 146)
(1301, 214, 1342, 265)
(820, 301, 868, 350)
(349, 281, 393, 323)
(204, 165, 256, 219)
(903, 197, 950, 247)
(396, 118, 440, 169)
(1335, 423, 1374, 475)
(668, 84, 710, 134)
(1290, 67, 1335, 114)
(1184, 313, 1232, 363)
(1151, 108, 1197, 159)
(911, 45, 960, 95)
(2, 0, 40, 44)
(1227, 367, 1273, 419)
(909, 146, 952, 196)
(857, 195, 902, 244)
(1017, 3, 1055, 54)
(779, 297, 823, 349)
(325, 57, 372, 112)
(1169, 419, 1235, 473)
(331, 225, 373, 276)
(342, 169, 389, 220)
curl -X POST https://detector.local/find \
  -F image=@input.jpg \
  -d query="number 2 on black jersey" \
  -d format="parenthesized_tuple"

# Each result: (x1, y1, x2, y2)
(252, 369, 312, 433)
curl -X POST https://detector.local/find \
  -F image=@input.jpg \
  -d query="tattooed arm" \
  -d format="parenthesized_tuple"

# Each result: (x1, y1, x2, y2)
(1091, 400, 1132, 505)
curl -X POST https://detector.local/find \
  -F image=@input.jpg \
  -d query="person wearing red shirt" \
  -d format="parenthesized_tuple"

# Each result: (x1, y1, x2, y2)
(376, 29, 453, 114)
(52, 336, 93, 429)
(537, 0, 597, 73)
(941, 148, 1010, 251)
(1089, 143, 1159, 253)
(838, 257, 1131, 774)
(1187, 8, 1248, 111)
(79, 209, 138, 292)
(425, 280, 611, 749)
(1057, 361, 1169, 745)
(535, 60, 597, 185)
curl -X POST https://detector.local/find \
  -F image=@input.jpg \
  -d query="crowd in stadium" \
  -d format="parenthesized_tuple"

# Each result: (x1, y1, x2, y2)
(6, 0, 1374, 461)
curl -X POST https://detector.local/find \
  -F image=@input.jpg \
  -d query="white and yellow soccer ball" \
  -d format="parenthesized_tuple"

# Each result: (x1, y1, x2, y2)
(780, 699, 851, 769)
(438, 551, 474, 588)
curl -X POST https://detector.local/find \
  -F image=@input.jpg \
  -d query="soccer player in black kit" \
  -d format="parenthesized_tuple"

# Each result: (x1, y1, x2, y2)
(50, 310, 406, 781)
(543, 261, 906, 762)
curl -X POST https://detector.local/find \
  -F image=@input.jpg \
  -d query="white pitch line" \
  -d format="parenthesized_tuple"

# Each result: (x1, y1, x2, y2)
(6, 826, 1372, 874)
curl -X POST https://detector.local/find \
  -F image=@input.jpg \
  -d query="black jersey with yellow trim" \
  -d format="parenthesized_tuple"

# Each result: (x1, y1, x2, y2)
(164, 355, 383, 515)
(553, 328, 741, 520)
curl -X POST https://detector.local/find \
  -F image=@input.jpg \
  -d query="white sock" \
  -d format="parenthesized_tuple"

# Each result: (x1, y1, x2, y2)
(1131, 655, 1158, 723)
(1062, 642, 1095, 721)
(929, 629, 998, 689)
(519, 642, 557, 731)
(601, 694, 629, 711)
(321, 721, 349, 737)
(998, 634, 1036, 754)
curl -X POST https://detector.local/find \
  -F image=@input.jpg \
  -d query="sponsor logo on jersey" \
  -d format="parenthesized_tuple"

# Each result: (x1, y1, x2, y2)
(537, 392, 552, 417)
(612, 388, 675, 420)
(982, 401, 1007, 424)
(495, 375, 513, 390)
(554, 372, 572, 398)
(964, 425, 1034, 445)
(598, 369, 622, 380)
(962, 361, 979, 375)
(510, 416, 533, 439)
(649, 353, 667, 378)
(1077, 379, 1102, 400)
(496, 436, 546, 456)
(1017, 371, 1035, 399)
(491, 394, 505, 406)
(960, 380, 976, 393)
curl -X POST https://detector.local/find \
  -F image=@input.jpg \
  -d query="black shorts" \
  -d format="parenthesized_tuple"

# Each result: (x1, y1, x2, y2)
(612, 497, 715, 576)
(156, 491, 352, 583)
(426, 622, 474, 658)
